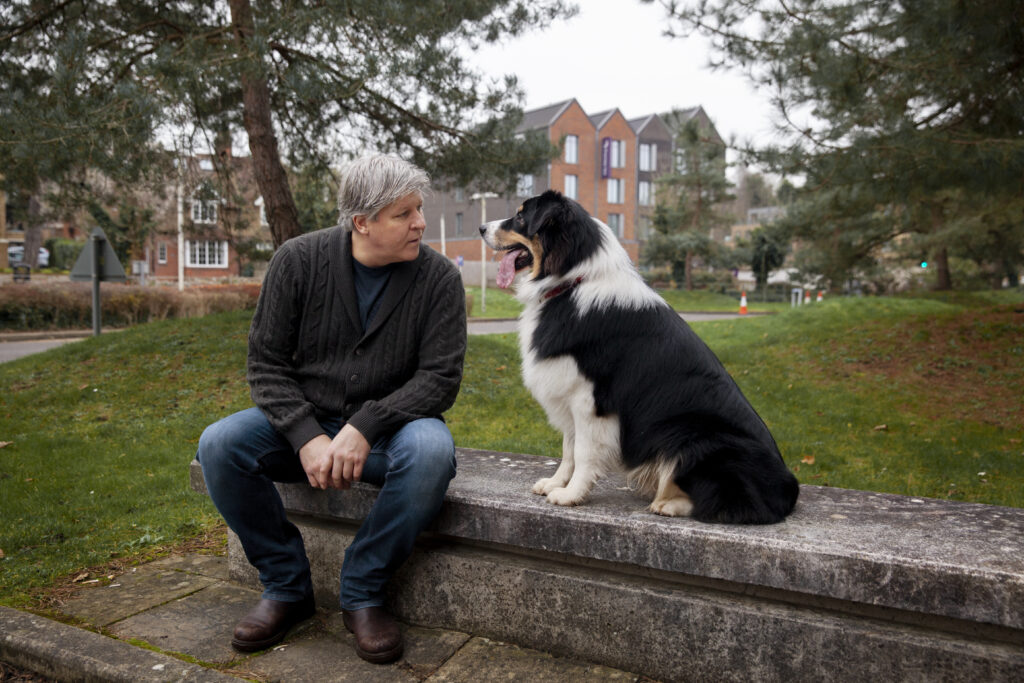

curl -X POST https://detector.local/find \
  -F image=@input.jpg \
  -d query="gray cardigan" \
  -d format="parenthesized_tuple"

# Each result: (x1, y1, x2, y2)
(247, 227, 467, 451)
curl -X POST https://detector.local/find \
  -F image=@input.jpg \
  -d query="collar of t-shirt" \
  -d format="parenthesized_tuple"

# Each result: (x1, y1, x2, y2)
(352, 257, 395, 330)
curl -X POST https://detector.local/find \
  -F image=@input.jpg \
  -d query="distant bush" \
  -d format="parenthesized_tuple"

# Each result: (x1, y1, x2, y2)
(43, 238, 86, 271)
(0, 282, 261, 330)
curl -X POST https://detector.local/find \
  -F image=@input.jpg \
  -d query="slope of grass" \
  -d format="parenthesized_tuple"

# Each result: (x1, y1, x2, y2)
(2, 292, 1022, 607)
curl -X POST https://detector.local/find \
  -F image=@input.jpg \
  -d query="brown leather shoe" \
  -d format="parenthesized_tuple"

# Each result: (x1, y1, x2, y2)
(341, 606, 404, 663)
(231, 596, 316, 652)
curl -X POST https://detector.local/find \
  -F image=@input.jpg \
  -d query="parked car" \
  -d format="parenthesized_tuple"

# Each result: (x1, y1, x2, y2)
(7, 244, 50, 267)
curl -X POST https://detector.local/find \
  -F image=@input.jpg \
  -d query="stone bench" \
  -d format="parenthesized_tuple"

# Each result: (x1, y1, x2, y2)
(189, 448, 1024, 682)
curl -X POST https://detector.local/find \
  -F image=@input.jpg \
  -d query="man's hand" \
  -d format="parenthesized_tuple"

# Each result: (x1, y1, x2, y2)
(298, 424, 371, 490)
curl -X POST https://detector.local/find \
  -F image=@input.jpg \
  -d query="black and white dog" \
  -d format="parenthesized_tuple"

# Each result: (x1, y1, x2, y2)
(480, 190, 799, 524)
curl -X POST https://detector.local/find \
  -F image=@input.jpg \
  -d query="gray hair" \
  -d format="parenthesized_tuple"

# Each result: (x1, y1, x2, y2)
(336, 154, 431, 230)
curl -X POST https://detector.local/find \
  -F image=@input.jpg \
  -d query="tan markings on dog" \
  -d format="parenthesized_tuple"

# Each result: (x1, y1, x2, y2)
(517, 204, 524, 213)
(629, 458, 693, 517)
(497, 231, 544, 279)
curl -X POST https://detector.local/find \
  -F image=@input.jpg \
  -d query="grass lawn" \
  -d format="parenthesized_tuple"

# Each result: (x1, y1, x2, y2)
(466, 285, 788, 319)
(1, 291, 1022, 609)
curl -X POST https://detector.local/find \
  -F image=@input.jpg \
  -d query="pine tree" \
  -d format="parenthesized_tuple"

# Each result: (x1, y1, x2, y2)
(654, 0, 1024, 289)
(1, 1, 571, 247)
(644, 113, 733, 289)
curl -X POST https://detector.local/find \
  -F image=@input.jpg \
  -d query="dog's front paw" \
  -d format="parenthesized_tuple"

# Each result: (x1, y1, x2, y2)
(532, 477, 565, 495)
(545, 487, 584, 507)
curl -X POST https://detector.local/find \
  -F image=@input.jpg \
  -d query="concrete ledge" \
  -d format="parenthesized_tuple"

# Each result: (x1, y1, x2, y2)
(189, 448, 1024, 681)
(0, 606, 238, 682)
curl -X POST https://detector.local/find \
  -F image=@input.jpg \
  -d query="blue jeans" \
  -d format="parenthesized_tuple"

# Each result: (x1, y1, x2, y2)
(196, 407, 456, 610)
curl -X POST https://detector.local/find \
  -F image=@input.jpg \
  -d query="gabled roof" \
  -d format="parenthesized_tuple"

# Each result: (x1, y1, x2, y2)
(588, 108, 624, 130)
(517, 99, 577, 132)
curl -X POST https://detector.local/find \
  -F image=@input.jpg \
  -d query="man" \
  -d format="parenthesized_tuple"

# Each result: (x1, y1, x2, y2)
(197, 154, 467, 664)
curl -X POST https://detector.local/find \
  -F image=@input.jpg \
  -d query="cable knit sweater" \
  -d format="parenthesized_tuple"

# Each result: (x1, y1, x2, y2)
(247, 227, 467, 452)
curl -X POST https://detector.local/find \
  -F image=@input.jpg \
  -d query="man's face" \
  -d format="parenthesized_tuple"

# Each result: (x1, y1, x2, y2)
(353, 192, 425, 267)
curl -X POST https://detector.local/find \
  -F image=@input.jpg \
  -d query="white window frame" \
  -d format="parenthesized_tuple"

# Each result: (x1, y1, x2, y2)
(607, 213, 624, 238)
(639, 143, 657, 172)
(638, 180, 652, 206)
(455, 212, 464, 236)
(157, 243, 168, 264)
(185, 240, 229, 268)
(565, 135, 578, 164)
(609, 140, 626, 169)
(564, 174, 578, 200)
(606, 177, 624, 204)
(191, 198, 218, 224)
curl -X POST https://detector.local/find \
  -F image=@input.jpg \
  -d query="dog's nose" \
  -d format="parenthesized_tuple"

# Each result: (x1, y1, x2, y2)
(478, 225, 486, 236)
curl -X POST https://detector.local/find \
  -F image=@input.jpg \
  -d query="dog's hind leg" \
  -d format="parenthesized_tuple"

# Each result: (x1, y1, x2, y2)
(649, 461, 693, 517)
(533, 431, 575, 495)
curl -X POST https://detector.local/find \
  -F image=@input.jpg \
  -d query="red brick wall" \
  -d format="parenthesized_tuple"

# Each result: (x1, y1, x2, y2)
(595, 112, 638, 243)
(549, 101, 598, 213)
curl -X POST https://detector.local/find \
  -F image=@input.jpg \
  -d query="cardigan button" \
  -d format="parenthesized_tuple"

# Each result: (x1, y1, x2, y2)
(355, 348, 364, 356)
(350, 374, 359, 383)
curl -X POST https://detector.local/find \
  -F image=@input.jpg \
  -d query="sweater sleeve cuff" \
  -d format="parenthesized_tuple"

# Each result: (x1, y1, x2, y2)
(285, 415, 326, 453)
(345, 408, 387, 448)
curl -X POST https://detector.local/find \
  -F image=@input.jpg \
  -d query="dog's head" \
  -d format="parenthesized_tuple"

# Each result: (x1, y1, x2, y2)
(479, 190, 602, 289)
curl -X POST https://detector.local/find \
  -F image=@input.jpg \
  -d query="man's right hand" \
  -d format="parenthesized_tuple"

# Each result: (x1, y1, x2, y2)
(297, 425, 371, 490)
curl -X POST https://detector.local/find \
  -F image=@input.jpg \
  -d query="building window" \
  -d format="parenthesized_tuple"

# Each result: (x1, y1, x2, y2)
(191, 198, 218, 224)
(186, 240, 228, 268)
(565, 174, 578, 200)
(157, 243, 168, 264)
(607, 213, 624, 238)
(607, 178, 624, 204)
(565, 135, 578, 164)
(255, 196, 268, 225)
(516, 174, 534, 197)
(609, 140, 626, 169)
(639, 143, 657, 172)
(637, 216, 652, 241)
(638, 181, 652, 206)
(455, 212, 464, 236)
(454, 187, 465, 202)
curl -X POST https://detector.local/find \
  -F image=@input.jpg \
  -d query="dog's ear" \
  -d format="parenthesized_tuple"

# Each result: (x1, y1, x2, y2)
(526, 193, 568, 237)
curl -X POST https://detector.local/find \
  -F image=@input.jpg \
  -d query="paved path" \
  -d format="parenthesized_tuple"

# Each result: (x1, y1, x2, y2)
(0, 552, 647, 682)
(1, 312, 754, 363)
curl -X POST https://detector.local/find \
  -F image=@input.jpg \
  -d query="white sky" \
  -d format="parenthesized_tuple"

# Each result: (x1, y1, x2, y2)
(466, 0, 781, 164)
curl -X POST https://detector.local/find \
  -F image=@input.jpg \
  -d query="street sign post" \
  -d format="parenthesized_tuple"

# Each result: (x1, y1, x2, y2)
(69, 226, 127, 335)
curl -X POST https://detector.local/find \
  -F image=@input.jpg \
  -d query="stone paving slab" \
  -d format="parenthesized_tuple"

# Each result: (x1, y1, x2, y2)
(60, 564, 217, 627)
(108, 582, 267, 666)
(426, 636, 640, 682)
(149, 553, 232, 581)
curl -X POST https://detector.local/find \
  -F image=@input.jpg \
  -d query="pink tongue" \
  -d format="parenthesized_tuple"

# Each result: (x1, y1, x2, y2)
(497, 249, 522, 289)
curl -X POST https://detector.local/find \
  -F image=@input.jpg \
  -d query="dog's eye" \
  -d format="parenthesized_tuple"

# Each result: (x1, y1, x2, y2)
(515, 215, 525, 226)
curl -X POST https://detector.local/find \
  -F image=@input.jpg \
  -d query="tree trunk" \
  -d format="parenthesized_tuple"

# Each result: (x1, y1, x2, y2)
(22, 194, 43, 268)
(933, 247, 953, 291)
(229, 0, 301, 248)
(684, 250, 694, 290)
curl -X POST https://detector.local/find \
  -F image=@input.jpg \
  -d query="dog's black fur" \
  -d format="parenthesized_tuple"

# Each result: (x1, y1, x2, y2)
(484, 191, 799, 524)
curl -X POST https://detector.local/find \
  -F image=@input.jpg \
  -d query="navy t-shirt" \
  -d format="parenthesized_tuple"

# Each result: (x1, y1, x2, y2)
(352, 258, 394, 329)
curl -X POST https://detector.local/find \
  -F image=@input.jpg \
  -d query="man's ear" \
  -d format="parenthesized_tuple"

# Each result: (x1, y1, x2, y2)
(352, 215, 370, 234)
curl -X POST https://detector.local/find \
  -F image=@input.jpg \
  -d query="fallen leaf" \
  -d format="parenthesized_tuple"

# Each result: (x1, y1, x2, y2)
(801, 455, 815, 465)
(873, 424, 888, 431)
(0, 441, 11, 449)
(79, 384, 89, 390)
(0, 548, 5, 559)
(73, 573, 89, 583)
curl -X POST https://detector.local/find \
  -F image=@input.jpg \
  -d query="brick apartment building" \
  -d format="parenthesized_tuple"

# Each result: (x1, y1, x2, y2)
(145, 144, 272, 283)
(421, 99, 723, 280)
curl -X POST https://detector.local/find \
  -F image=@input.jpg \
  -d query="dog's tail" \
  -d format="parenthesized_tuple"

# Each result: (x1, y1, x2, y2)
(676, 442, 799, 524)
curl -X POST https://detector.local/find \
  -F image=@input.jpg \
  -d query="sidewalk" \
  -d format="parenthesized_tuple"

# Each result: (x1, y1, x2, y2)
(1, 551, 651, 682)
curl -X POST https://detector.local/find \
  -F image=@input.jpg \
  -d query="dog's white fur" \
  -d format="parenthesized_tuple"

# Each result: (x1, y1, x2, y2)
(482, 217, 693, 514)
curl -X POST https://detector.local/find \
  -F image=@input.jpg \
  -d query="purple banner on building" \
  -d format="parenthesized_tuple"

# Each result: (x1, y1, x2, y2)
(601, 137, 611, 178)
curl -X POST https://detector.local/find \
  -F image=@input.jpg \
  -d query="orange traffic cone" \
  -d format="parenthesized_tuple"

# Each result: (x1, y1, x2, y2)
(816, 291, 824, 302)
(805, 291, 811, 304)
(739, 291, 748, 315)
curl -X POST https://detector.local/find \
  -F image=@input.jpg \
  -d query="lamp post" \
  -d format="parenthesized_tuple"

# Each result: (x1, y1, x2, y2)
(471, 192, 498, 314)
